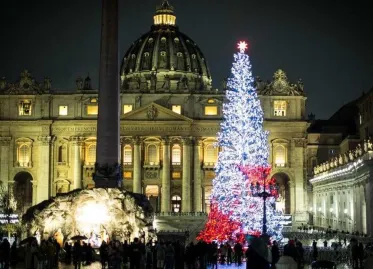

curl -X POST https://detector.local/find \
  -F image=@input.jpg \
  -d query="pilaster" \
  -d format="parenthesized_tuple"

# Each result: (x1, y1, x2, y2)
(70, 136, 84, 190)
(182, 137, 192, 212)
(193, 137, 203, 212)
(0, 137, 11, 187)
(36, 136, 53, 203)
(133, 136, 142, 194)
(161, 137, 170, 212)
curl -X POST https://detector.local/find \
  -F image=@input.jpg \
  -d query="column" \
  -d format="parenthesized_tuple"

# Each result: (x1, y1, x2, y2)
(36, 136, 52, 203)
(0, 137, 11, 187)
(193, 137, 202, 212)
(182, 137, 191, 212)
(70, 137, 83, 190)
(161, 137, 170, 212)
(133, 137, 142, 194)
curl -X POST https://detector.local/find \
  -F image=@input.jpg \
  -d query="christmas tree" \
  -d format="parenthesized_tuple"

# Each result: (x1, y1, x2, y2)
(198, 42, 283, 243)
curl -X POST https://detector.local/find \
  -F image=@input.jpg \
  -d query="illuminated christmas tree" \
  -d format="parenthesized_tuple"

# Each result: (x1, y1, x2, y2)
(198, 42, 283, 242)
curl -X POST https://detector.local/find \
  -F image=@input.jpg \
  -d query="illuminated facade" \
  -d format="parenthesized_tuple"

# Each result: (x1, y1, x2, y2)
(0, 1, 311, 229)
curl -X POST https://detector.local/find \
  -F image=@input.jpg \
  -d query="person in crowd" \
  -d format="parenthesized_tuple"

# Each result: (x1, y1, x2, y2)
(122, 240, 130, 269)
(358, 242, 365, 269)
(130, 237, 145, 269)
(9, 241, 17, 268)
(0, 238, 10, 269)
(64, 242, 72, 264)
(164, 241, 175, 269)
(312, 241, 318, 261)
(145, 242, 153, 269)
(245, 237, 270, 269)
(276, 245, 297, 269)
(100, 240, 109, 269)
(210, 243, 218, 269)
(73, 240, 82, 269)
(233, 241, 243, 265)
(156, 241, 165, 269)
(271, 240, 280, 268)
(185, 242, 195, 269)
(226, 242, 233, 265)
(295, 241, 304, 269)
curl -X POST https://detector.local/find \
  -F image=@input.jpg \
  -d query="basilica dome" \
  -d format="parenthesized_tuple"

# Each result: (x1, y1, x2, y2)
(120, 1, 212, 92)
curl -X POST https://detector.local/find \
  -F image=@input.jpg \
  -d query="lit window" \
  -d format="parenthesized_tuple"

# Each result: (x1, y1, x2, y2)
(18, 144, 30, 167)
(123, 104, 133, 114)
(123, 145, 132, 164)
(145, 185, 159, 198)
(172, 105, 182, 114)
(172, 144, 181, 165)
(124, 171, 132, 179)
(204, 144, 218, 164)
(274, 100, 287, 117)
(274, 145, 286, 167)
(171, 195, 182, 212)
(359, 114, 362, 124)
(19, 101, 32, 116)
(90, 98, 97, 103)
(87, 144, 96, 164)
(147, 144, 158, 165)
(204, 106, 218, 116)
(172, 172, 181, 179)
(207, 99, 215, 104)
(59, 105, 68, 116)
(87, 105, 98, 115)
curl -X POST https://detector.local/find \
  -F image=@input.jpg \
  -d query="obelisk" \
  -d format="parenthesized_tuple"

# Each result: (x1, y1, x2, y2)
(94, 0, 120, 188)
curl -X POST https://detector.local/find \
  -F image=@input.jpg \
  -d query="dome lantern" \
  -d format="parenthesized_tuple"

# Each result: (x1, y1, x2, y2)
(153, 0, 176, 26)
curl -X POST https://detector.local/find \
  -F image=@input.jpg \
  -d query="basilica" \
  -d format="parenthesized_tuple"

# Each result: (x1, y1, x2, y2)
(0, 1, 371, 236)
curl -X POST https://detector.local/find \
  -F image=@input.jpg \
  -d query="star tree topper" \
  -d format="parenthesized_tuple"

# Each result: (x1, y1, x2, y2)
(238, 41, 248, 53)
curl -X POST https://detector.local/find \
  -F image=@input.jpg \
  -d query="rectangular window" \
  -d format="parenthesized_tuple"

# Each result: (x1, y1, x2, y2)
(172, 105, 182, 114)
(204, 106, 218, 116)
(58, 105, 68, 116)
(274, 100, 287, 117)
(172, 172, 181, 179)
(330, 195, 334, 204)
(19, 101, 32, 116)
(124, 171, 132, 179)
(123, 104, 133, 114)
(87, 105, 98, 115)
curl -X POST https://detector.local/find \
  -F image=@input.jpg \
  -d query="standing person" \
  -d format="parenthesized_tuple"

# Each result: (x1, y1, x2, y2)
(358, 243, 364, 269)
(211, 243, 218, 269)
(73, 241, 82, 269)
(271, 241, 280, 268)
(312, 241, 318, 262)
(185, 242, 195, 269)
(295, 241, 304, 269)
(10, 241, 17, 268)
(219, 244, 227, 264)
(164, 242, 175, 269)
(245, 237, 270, 269)
(234, 242, 243, 265)
(226, 243, 232, 265)
(156, 242, 165, 269)
(130, 238, 145, 269)
(99, 241, 109, 269)
(0, 238, 10, 269)
(146, 242, 153, 269)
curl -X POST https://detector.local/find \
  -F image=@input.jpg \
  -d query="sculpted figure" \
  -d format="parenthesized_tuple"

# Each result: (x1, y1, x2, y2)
(338, 155, 343, 165)
(162, 75, 170, 90)
(369, 139, 373, 150)
(0, 77, 6, 90)
(349, 151, 354, 161)
(343, 153, 348, 163)
(150, 72, 157, 90)
(364, 140, 368, 152)
(76, 77, 83, 90)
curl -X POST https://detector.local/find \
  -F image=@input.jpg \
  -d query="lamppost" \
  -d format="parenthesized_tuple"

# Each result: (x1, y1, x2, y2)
(250, 171, 279, 240)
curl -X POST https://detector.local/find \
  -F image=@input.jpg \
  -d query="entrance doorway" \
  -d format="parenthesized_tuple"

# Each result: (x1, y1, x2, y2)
(13, 172, 33, 212)
(272, 172, 291, 214)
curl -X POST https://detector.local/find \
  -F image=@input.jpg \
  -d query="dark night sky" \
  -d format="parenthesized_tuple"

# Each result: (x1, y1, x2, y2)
(0, 0, 372, 119)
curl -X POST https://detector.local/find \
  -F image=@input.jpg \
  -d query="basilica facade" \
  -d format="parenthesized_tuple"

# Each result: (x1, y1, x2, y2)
(0, 1, 312, 230)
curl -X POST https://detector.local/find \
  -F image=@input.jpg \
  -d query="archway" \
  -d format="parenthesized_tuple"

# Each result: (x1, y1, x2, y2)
(272, 172, 291, 214)
(14, 171, 33, 211)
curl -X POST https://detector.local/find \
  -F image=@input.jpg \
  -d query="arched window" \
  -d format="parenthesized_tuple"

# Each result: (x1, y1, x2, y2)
(18, 144, 30, 167)
(124, 145, 132, 164)
(171, 195, 182, 213)
(148, 144, 158, 165)
(58, 145, 67, 163)
(274, 145, 286, 167)
(204, 144, 218, 164)
(172, 144, 181, 165)
(87, 144, 96, 164)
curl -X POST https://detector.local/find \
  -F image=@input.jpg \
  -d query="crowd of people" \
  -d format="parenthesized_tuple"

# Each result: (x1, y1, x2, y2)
(1, 235, 373, 269)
